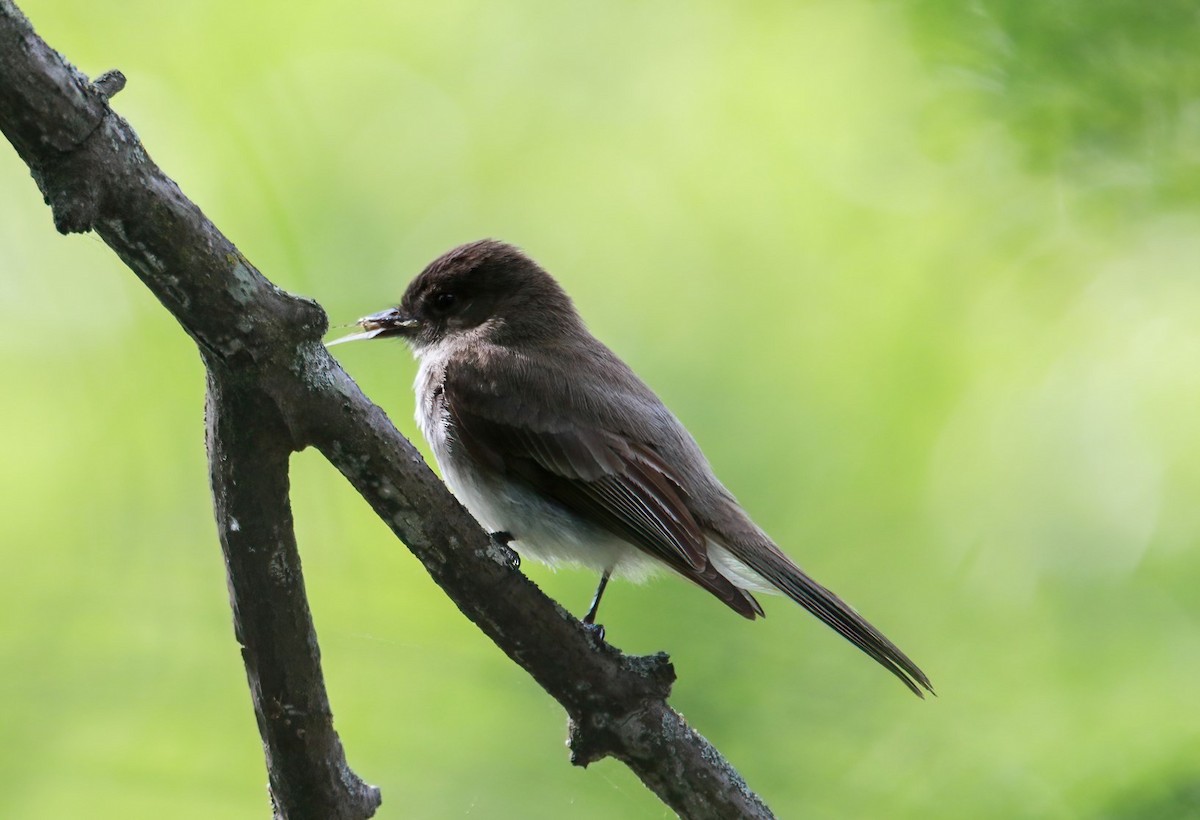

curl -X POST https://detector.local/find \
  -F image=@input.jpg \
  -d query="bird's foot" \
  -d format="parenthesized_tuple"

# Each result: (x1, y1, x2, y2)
(489, 531, 519, 569)
(581, 620, 606, 643)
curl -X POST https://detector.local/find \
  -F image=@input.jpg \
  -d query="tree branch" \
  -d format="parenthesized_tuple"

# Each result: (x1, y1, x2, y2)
(207, 361, 382, 819)
(0, 2, 775, 817)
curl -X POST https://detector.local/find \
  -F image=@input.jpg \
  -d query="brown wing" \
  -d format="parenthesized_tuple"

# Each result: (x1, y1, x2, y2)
(442, 360, 762, 619)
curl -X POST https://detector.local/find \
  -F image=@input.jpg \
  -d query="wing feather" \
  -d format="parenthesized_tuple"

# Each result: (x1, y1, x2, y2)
(442, 358, 761, 618)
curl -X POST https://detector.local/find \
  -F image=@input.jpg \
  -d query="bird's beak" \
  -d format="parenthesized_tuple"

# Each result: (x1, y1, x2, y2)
(325, 307, 419, 347)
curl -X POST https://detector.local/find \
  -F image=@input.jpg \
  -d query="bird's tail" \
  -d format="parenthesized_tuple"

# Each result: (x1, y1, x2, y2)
(733, 543, 933, 697)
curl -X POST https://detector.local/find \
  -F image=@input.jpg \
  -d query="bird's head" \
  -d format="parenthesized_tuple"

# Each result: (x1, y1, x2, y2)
(329, 239, 580, 355)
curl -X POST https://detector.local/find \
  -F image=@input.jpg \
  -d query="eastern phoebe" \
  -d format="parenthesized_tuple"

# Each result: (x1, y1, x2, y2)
(331, 239, 932, 696)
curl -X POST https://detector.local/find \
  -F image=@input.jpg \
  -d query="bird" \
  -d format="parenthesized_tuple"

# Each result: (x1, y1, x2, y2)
(329, 239, 932, 696)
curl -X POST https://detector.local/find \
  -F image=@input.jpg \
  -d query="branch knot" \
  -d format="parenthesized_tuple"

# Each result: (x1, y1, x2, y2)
(566, 651, 675, 767)
(93, 69, 125, 98)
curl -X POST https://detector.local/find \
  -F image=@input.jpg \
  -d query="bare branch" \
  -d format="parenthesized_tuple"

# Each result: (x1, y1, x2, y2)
(207, 362, 382, 819)
(0, 2, 775, 817)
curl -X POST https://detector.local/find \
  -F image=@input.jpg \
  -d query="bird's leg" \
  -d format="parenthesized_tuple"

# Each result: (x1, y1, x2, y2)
(489, 531, 519, 569)
(582, 569, 611, 626)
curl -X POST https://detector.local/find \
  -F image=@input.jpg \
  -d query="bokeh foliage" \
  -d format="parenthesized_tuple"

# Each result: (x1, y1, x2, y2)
(2, 1, 1198, 817)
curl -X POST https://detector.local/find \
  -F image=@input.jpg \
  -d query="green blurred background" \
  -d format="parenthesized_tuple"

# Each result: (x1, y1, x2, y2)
(3, 1, 1199, 817)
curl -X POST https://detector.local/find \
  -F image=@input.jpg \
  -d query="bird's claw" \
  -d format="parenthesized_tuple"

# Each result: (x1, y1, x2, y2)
(581, 621, 606, 643)
(489, 531, 519, 569)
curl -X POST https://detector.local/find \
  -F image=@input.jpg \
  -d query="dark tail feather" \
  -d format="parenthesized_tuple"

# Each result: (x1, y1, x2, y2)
(693, 561, 766, 620)
(754, 551, 933, 697)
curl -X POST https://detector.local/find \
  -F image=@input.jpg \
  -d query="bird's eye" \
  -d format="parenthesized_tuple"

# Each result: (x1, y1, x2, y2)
(431, 292, 458, 313)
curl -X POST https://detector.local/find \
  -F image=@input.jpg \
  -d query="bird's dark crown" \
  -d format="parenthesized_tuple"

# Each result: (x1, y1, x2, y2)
(399, 239, 582, 348)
